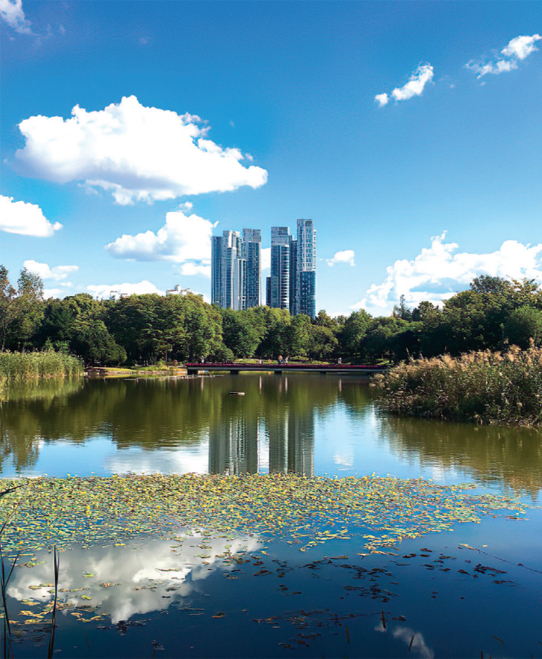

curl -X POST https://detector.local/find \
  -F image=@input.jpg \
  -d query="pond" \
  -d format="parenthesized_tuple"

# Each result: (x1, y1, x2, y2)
(1, 374, 541, 658)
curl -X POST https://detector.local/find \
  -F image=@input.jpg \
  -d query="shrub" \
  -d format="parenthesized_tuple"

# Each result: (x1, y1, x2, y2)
(0, 351, 83, 382)
(374, 345, 542, 426)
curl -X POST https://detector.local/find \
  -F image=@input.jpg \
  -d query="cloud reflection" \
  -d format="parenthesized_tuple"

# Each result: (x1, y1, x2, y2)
(9, 533, 261, 623)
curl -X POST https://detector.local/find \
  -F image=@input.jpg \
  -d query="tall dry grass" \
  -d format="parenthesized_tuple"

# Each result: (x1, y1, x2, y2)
(0, 351, 82, 383)
(375, 345, 542, 425)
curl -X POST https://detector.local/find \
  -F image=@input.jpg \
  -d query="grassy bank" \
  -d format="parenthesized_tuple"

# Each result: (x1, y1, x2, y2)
(375, 345, 542, 426)
(0, 351, 83, 383)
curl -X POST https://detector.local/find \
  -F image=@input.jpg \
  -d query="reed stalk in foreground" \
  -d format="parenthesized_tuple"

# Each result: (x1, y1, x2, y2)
(374, 345, 542, 426)
(0, 351, 82, 383)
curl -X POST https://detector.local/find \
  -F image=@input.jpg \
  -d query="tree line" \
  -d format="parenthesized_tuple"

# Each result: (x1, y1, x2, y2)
(2, 265, 542, 365)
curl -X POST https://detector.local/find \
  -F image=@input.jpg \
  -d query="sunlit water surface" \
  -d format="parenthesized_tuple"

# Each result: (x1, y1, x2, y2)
(1, 374, 542, 658)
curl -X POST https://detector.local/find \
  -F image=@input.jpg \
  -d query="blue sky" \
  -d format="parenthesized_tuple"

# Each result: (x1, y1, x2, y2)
(1, 1, 541, 315)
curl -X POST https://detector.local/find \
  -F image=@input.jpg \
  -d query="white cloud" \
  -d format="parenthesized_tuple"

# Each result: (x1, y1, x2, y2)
(0, 0, 32, 34)
(105, 210, 216, 276)
(8, 535, 262, 625)
(327, 250, 355, 267)
(392, 64, 434, 101)
(14, 95, 268, 205)
(87, 281, 164, 299)
(351, 233, 542, 315)
(393, 627, 434, 659)
(466, 34, 541, 78)
(178, 262, 211, 278)
(261, 247, 271, 272)
(502, 34, 542, 60)
(0, 195, 62, 237)
(43, 288, 61, 299)
(376, 64, 434, 107)
(23, 259, 78, 281)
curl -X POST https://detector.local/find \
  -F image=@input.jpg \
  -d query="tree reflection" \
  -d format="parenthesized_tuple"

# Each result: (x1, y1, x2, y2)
(0, 375, 342, 476)
(378, 415, 542, 497)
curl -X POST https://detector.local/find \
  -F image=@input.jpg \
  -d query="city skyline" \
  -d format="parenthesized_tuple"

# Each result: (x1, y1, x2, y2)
(211, 221, 316, 318)
(1, 2, 541, 316)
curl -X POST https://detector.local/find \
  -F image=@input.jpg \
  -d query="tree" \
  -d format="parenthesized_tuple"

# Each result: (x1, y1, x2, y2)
(286, 314, 312, 358)
(360, 316, 412, 363)
(221, 309, 264, 358)
(313, 310, 340, 332)
(504, 307, 542, 349)
(253, 307, 291, 358)
(307, 325, 338, 360)
(393, 295, 413, 321)
(70, 317, 127, 365)
(337, 310, 372, 362)
(0, 266, 44, 351)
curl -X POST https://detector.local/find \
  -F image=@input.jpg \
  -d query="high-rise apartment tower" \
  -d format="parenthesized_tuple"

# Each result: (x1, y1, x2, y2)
(211, 231, 245, 310)
(211, 229, 261, 310)
(242, 229, 261, 308)
(268, 221, 316, 319)
(295, 219, 316, 318)
(270, 227, 290, 310)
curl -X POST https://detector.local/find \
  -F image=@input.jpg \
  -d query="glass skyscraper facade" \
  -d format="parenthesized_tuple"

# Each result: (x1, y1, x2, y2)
(212, 221, 315, 317)
(295, 219, 316, 318)
(211, 229, 260, 310)
(270, 227, 291, 310)
(269, 220, 316, 318)
(242, 229, 261, 309)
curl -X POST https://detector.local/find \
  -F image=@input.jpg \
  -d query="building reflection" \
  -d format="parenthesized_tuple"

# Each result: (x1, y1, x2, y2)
(209, 415, 259, 475)
(209, 377, 315, 476)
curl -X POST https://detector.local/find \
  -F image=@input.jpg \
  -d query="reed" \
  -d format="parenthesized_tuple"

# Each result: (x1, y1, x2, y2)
(0, 351, 83, 383)
(375, 345, 542, 426)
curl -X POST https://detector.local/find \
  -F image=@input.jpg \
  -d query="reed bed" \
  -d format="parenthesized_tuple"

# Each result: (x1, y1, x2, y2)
(0, 351, 82, 383)
(375, 345, 542, 426)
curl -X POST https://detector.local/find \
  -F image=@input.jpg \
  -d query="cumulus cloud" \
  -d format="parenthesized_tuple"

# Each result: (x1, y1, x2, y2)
(261, 247, 271, 272)
(14, 96, 268, 205)
(8, 535, 261, 625)
(351, 233, 542, 315)
(105, 209, 216, 285)
(393, 627, 434, 659)
(178, 262, 211, 278)
(502, 34, 541, 60)
(0, 0, 32, 34)
(87, 281, 164, 299)
(375, 64, 434, 107)
(374, 93, 389, 108)
(0, 195, 62, 237)
(43, 288, 61, 299)
(466, 34, 541, 78)
(23, 259, 78, 281)
(327, 250, 355, 267)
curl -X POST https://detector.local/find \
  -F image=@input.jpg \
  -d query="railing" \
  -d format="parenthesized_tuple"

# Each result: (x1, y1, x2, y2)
(185, 362, 386, 371)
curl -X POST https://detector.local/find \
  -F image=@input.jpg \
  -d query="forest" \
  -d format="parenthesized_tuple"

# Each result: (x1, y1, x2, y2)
(3, 264, 542, 366)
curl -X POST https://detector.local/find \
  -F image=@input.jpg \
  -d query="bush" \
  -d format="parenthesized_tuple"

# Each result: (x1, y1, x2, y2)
(0, 351, 83, 382)
(374, 345, 542, 426)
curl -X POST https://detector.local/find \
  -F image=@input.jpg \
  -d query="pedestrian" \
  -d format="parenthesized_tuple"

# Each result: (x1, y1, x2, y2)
(278, 354, 283, 364)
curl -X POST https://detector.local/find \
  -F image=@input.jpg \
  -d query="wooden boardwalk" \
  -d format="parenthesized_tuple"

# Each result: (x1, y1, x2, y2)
(185, 363, 386, 376)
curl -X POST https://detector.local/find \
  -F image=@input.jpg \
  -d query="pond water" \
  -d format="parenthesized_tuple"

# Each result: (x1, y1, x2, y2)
(1, 374, 542, 658)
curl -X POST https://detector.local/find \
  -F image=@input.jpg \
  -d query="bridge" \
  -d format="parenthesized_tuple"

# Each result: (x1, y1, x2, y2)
(185, 362, 387, 376)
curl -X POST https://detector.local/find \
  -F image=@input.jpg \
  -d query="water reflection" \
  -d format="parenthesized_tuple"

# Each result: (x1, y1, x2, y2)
(2, 375, 542, 495)
(378, 415, 542, 497)
(0, 375, 335, 476)
(8, 534, 262, 624)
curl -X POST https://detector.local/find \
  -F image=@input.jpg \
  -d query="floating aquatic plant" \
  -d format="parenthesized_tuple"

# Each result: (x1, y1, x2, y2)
(0, 474, 527, 559)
